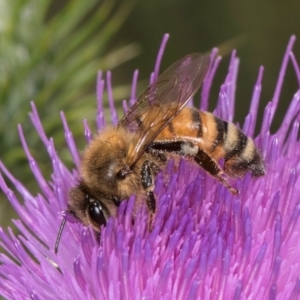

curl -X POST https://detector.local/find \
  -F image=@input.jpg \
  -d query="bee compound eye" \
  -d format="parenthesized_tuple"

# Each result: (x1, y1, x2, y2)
(88, 202, 107, 226)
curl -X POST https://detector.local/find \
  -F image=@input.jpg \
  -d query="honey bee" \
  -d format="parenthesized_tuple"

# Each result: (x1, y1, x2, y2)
(55, 53, 265, 253)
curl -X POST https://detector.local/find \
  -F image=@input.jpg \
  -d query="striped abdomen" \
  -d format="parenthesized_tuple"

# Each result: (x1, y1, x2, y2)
(156, 107, 265, 178)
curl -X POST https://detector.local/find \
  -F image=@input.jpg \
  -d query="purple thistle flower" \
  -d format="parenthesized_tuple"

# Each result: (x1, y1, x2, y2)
(1, 34, 300, 299)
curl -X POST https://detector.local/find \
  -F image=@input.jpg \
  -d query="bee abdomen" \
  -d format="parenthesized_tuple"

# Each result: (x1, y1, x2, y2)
(161, 108, 265, 178)
(222, 122, 265, 177)
(223, 123, 248, 159)
(194, 111, 265, 178)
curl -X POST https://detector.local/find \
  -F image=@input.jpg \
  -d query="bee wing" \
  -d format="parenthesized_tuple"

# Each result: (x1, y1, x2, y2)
(118, 53, 210, 167)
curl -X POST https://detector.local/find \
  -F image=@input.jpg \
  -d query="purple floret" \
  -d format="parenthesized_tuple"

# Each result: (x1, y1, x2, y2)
(1, 34, 300, 299)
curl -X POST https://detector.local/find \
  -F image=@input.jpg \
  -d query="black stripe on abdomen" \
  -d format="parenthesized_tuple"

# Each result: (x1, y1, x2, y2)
(191, 109, 203, 137)
(211, 116, 228, 152)
(224, 129, 248, 161)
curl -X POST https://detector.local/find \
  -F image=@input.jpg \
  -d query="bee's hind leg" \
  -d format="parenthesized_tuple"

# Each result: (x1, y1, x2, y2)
(148, 140, 238, 195)
(194, 148, 238, 195)
(141, 160, 157, 230)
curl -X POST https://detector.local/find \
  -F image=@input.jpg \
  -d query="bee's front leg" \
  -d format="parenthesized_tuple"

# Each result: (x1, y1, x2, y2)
(141, 160, 157, 230)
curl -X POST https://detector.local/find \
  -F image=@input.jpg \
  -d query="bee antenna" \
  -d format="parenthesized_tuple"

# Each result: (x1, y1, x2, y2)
(54, 217, 67, 254)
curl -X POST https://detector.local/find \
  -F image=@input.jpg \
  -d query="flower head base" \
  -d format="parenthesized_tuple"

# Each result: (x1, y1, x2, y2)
(1, 34, 300, 299)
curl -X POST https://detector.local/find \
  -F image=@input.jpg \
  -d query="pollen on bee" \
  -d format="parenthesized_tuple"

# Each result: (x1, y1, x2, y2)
(180, 142, 199, 156)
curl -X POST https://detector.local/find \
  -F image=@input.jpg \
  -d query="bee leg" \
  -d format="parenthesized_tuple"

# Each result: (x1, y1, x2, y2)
(149, 141, 238, 194)
(194, 148, 238, 195)
(141, 160, 157, 230)
(145, 191, 156, 231)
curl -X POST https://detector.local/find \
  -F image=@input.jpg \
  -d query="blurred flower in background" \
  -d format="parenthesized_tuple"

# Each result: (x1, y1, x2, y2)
(0, 0, 139, 227)
(0, 34, 300, 299)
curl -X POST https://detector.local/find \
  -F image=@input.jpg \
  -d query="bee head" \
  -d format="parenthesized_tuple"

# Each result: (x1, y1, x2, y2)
(55, 185, 120, 254)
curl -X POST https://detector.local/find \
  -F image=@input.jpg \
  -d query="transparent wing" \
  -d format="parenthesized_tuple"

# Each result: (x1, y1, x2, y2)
(118, 53, 210, 167)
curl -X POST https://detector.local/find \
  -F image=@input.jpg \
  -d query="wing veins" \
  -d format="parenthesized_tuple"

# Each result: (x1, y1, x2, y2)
(118, 53, 210, 167)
